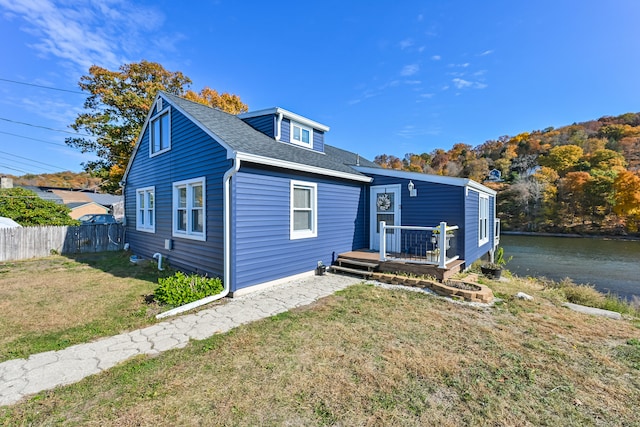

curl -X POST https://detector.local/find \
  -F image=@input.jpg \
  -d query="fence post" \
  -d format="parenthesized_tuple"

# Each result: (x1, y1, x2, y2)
(379, 221, 386, 261)
(438, 222, 447, 269)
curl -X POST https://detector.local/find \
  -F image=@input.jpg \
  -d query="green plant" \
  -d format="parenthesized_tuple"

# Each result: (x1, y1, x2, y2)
(483, 246, 512, 269)
(154, 271, 223, 307)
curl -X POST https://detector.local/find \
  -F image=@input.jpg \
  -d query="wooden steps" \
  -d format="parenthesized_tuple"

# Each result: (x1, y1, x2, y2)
(330, 256, 379, 278)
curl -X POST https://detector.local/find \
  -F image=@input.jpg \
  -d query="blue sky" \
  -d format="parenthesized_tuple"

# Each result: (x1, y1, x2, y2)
(1, 0, 639, 176)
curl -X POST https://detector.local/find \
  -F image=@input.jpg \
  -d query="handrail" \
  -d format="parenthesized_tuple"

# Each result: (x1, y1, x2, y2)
(379, 221, 459, 268)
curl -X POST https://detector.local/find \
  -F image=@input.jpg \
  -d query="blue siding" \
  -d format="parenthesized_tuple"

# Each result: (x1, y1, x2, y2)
(231, 166, 367, 291)
(463, 189, 494, 265)
(241, 115, 275, 138)
(125, 101, 231, 278)
(312, 129, 324, 152)
(366, 173, 466, 254)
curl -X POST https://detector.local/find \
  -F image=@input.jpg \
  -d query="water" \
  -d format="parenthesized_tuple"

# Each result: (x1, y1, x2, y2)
(500, 234, 640, 300)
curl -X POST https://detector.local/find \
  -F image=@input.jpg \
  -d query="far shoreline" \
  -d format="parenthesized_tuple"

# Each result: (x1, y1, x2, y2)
(501, 230, 640, 241)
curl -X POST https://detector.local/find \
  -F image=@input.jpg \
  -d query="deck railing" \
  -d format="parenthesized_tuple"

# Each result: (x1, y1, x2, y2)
(379, 221, 460, 268)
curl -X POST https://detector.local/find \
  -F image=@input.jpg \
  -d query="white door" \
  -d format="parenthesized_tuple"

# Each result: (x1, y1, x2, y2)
(370, 185, 401, 251)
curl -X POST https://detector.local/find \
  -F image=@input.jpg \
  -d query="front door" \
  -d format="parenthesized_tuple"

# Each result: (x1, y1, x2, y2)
(370, 185, 401, 251)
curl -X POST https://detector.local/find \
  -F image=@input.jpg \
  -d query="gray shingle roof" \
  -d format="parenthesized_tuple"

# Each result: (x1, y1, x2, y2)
(88, 193, 122, 207)
(162, 92, 379, 178)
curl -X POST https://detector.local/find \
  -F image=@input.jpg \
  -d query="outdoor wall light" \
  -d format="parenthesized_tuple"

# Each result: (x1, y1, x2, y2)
(408, 180, 417, 197)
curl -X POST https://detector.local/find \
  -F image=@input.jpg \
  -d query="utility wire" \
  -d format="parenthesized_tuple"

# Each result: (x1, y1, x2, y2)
(0, 117, 92, 136)
(0, 77, 85, 95)
(0, 154, 60, 173)
(0, 131, 68, 147)
(0, 163, 30, 174)
(0, 150, 66, 171)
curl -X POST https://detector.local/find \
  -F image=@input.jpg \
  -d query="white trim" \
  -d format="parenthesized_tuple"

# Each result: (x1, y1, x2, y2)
(290, 180, 318, 240)
(229, 269, 316, 297)
(353, 166, 496, 195)
(172, 176, 206, 241)
(149, 107, 171, 157)
(370, 184, 401, 251)
(479, 193, 489, 246)
(236, 152, 372, 183)
(135, 186, 155, 233)
(289, 120, 313, 148)
(238, 107, 330, 132)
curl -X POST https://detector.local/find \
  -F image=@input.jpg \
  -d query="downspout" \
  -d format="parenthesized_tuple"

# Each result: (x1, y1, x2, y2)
(275, 111, 283, 141)
(156, 156, 240, 319)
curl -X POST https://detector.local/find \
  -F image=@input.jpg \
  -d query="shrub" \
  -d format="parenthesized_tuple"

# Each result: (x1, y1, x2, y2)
(154, 271, 223, 307)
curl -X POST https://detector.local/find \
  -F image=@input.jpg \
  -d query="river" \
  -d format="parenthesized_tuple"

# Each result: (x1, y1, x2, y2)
(499, 234, 640, 300)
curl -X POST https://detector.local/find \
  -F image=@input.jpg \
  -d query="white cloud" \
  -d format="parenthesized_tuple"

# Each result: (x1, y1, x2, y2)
(400, 64, 419, 76)
(452, 78, 487, 90)
(431, 55, 441, 60)
(452, 78, 473, 89)
(399, 38, 413, 50)
(479, 49, 494, 56)
(396, 124, 441, 138)
(0, 0, 168, 72)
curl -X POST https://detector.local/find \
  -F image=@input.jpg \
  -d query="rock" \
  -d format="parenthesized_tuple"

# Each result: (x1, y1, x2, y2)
(562, 302, 622, 320)
(515, 292, 534, 301)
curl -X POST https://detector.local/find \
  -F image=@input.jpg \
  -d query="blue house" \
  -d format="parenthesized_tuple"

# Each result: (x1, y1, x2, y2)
(122, 92, 497, 301)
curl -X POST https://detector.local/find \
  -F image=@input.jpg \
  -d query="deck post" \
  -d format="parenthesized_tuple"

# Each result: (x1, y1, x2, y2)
(438, 222, 447, 269)
(379, 221, 386, 261)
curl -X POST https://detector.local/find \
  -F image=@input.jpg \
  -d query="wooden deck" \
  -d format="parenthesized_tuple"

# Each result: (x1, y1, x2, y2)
(337, 249, 465, 282)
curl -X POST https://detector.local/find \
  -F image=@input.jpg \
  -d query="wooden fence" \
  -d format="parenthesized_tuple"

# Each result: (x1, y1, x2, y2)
(0, 224, 125, 262)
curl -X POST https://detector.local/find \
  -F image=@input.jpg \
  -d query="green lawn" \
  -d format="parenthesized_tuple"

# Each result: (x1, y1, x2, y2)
(2, 278, 639, 426)
(0, 252, 169, 362)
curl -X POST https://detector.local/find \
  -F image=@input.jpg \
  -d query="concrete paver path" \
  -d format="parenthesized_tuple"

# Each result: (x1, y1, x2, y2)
(0, 273, 365, 406)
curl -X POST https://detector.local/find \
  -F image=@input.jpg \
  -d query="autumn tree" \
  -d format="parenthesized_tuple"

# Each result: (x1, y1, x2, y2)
(613, 171, 640, 231)
(539, 144, 584, 175)
(66, 60, 248, 193)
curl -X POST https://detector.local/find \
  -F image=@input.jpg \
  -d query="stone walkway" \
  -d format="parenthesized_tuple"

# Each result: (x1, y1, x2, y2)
(0, 273, 365, 406)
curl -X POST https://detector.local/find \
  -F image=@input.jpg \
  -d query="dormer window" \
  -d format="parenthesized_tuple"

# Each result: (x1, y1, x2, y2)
(291, 121, 313, 148)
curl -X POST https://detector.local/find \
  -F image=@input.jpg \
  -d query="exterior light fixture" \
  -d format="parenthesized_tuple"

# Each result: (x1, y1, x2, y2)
(408, 180, 417, 197)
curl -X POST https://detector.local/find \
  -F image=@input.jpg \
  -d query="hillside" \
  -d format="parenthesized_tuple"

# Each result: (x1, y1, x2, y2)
(2, 171, 103, 191)
(374, 112, 640, 236)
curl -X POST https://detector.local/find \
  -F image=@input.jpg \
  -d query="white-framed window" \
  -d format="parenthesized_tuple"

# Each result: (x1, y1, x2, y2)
(290, 180, 317, 239)
(479, 194, 489, 246)
(150, 107, 171, 156)
(172, 177, 206, 241)
(290, 121, 313, 148)
(136, 186, 155, 232)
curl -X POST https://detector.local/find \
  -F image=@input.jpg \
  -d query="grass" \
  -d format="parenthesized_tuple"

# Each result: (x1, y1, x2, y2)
(1, 274, 640, 425)
(0, 252, 170, 362)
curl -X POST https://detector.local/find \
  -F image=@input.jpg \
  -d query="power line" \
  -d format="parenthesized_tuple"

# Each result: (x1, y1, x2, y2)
(0, 131, 68, 147)
(0, 153, 63, 173)
(0, 163, 31, 174)
(0, 77, 85, 95)
(0, 117, 92, 136)
(0, 150, 66, 171)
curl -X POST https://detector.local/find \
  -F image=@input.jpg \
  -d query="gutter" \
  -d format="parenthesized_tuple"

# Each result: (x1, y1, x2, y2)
(156, 156, 240, 319)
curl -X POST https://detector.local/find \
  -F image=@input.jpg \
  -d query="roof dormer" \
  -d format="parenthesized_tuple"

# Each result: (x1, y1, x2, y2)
(239, 107, 329, 153)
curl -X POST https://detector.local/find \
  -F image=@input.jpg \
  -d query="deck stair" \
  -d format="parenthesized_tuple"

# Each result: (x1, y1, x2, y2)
(330, 256, 379, 278)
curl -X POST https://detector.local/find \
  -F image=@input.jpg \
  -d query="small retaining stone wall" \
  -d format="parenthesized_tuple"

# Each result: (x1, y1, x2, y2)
(371, 273, 493, 303)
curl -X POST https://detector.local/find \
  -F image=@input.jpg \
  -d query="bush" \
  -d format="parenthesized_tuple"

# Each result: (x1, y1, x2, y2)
(154, 271, 223, 307)
(545, 277, 639, 316)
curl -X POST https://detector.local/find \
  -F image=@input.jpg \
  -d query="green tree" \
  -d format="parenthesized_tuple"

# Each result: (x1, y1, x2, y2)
(66, 60, 248, 193)
(0, 188, 79, 226)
